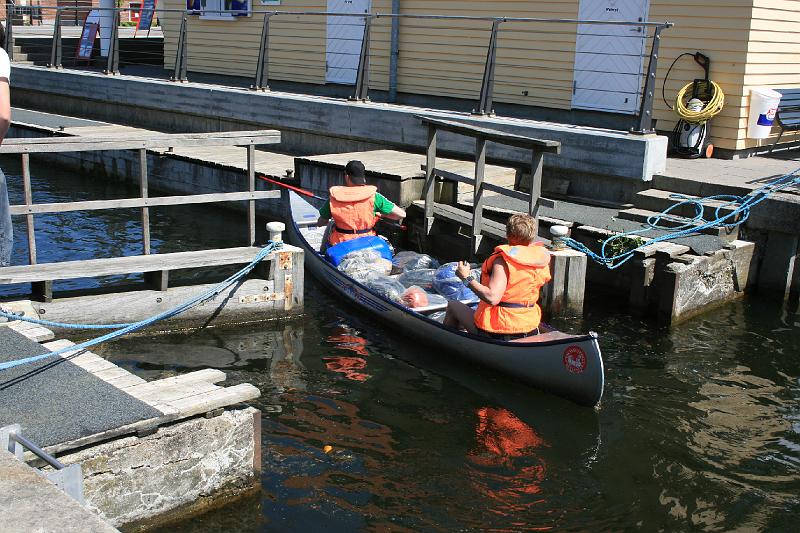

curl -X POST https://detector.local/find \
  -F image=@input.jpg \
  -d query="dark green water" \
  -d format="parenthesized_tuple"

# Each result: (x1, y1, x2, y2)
(2, 159, 799, 531)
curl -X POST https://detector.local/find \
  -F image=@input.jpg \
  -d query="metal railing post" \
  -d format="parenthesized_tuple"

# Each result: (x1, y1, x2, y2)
(171, 14, 188, 82)
(104, 9, 120, 75)
(350, 15, 373, 101)
(5, 2, 13, 61)
(474, 19, 501, 116)
(251, 12, 272, 91)
(48, 10, 63, 68)
(633, 25, 664, 134)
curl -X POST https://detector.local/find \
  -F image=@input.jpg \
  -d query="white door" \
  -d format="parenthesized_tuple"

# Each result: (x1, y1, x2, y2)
(572, 0, 650, 114)
(326, 0, 371, 84)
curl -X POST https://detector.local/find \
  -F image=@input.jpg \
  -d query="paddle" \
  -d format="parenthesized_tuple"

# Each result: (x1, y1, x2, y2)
(257, 174, 407, 231)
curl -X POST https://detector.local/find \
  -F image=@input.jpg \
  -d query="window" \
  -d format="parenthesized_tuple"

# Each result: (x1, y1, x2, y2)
(187, 0, 251, 19)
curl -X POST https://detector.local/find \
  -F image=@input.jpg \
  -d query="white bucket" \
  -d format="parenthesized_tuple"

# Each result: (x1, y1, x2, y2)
(747, 87, 783, 139)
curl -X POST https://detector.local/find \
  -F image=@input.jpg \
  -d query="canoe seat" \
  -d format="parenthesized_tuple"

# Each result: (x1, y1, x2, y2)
(510, 331, 577, 343)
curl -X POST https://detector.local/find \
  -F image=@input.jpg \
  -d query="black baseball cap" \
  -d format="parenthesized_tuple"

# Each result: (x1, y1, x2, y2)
(345, 160, 367, 184)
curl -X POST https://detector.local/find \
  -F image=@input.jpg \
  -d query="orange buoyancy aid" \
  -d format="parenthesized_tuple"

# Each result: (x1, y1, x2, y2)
(474, 243, 551, 334)
(328, 185, 378, 245)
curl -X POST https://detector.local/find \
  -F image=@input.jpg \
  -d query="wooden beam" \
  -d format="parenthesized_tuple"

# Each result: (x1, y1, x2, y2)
(8, 190, 282, 216)
(21, 153, 36, 265)
(139, 148, 150, 255)
(416, 115, 561, 153)
(423, 125, 437, 235)
(472, 137, 487, 257)
(247, 144, 256, 246)
(0, 130, 282, 154)
(529, 151, 544, 218)
(0, 245, 302, 285)
(432, 167, 555, 208)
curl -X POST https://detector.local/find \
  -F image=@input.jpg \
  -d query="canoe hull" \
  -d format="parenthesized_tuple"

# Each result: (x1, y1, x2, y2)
(286, 191, 604, 407)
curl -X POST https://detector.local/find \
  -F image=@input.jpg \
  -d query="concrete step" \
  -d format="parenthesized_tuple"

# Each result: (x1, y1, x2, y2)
(616, 207, 740, 241)
(633, 189, 740, 221)
(652, 173, 752, 198)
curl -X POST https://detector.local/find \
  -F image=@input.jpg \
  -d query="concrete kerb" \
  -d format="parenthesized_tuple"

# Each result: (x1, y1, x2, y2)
(10, 65, 667, 182)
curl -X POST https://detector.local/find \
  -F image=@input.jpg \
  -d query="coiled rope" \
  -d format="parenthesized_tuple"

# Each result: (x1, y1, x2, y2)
(563, 169, 800, 269)
(0, 241, 281, 371)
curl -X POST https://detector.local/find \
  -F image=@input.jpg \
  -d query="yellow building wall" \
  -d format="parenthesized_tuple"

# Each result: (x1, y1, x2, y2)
(160, 0, 800, 152)
(739, 0, 800, 149)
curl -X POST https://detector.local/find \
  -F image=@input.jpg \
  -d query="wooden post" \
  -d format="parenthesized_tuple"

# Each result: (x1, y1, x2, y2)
(471, 137, 487, 257)
(139, 148, 151, 255)
(529, 150, 544, 219)
(423, 125, 437, 235)
(21, 154, 36, 265)
(247, 144, 256, 246)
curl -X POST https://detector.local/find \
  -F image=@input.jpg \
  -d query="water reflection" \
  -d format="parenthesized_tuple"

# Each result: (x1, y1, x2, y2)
(323, 325, 372, 382)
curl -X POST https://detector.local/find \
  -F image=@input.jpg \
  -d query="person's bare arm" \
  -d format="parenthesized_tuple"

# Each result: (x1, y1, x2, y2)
(382, 205, 406, 221)
(455, 259, 508, 305)
(0, 79, 10, 145)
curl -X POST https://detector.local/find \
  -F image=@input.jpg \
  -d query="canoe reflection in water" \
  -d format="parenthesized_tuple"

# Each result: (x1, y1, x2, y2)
(467, 407, 549, 515)
(323, 326, 372, 382)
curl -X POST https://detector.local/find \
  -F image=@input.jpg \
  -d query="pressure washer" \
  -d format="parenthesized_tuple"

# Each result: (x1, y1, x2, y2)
(662, 52, 725, 159)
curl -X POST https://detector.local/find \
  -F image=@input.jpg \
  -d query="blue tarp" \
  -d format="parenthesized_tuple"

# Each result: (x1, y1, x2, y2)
(0, 169, 12, 266)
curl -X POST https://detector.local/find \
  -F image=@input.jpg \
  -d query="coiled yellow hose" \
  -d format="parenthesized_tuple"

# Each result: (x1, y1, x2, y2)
(674, 80, 725, 123)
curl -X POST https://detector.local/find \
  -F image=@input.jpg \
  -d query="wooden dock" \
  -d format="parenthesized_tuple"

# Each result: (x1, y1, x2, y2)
(0, 320, 263, 528)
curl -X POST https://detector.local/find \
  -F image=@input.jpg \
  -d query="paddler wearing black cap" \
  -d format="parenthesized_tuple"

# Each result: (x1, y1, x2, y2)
(316, 160, 406, 247)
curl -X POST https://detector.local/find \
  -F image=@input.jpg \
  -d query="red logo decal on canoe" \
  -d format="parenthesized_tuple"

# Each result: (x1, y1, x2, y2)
(563, 346, 587, 374)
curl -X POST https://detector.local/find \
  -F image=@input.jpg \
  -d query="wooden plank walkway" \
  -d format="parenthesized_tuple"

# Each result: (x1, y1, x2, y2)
(2, 321, 260, 456)
(61, 124, 296, 180)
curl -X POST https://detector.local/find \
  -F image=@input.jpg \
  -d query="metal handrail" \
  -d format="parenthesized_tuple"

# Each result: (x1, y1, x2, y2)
(1, 424, 84, 503)
(10, 6, 672, 133)
(5, 428, 65, 470)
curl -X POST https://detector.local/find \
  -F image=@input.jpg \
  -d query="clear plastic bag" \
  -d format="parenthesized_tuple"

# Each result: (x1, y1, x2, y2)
(337, 249, 392, 283)
(363, 274, 406, 302)
(424, 292, 448, 307)
(428, 311, 447, 323)
(401, 286, 429, 308)
(433, 262, 480, 302)
(397, 269, 435, 290)
(392, 251, 440, 273)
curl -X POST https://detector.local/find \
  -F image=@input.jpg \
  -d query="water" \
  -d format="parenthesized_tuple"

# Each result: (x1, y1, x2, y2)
(3, 161, 799, 531)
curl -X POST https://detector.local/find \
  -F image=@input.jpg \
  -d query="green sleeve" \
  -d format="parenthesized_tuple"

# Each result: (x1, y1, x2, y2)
(318, 201, 331, 219)
(373, 193, 396, 215)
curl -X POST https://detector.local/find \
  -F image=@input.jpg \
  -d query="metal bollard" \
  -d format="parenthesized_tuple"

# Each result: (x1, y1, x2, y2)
(266, 222, 285, 243)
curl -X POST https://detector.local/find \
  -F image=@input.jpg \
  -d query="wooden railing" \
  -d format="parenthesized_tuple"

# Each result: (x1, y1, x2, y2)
(0, 130, 287, 300)
(417, 115, 561, 256)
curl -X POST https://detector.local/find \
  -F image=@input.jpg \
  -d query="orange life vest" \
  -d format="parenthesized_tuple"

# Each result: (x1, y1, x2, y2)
(473, 243, 551, 334)
(328, 185, 377, 245)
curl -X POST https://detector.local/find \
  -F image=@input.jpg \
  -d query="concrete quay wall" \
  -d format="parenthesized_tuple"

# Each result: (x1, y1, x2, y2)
(0, 450, 120, 533)
(10, 66, 668, 193)
(56, 407, 261, 530)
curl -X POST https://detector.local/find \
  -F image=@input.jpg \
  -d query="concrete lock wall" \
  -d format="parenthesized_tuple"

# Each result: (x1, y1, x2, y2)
(54, 407, 261, 530)
(10, 66, 668, 200)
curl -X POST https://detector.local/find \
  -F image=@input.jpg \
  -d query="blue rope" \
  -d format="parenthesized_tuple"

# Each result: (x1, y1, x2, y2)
(565, 168, 800, 269)
(0, 242, 281, 371)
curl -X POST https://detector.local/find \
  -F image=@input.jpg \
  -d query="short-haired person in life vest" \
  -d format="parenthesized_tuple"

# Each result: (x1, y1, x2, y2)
(316, 160, 406, 246)
(444, 214, 551, 341)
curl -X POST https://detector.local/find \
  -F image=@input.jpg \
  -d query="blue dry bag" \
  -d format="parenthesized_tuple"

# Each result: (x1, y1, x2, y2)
(326, 235, 392, 266)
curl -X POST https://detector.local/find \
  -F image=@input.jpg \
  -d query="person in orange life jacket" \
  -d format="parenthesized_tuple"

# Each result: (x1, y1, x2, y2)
(316, 160, 406, 246)
(443, 214, 551, 341)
